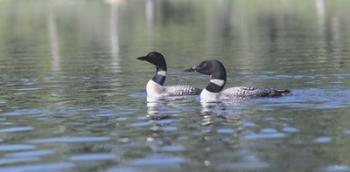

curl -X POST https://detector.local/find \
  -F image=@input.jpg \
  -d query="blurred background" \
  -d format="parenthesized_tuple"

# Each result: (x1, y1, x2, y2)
(1, 0, 349, 77)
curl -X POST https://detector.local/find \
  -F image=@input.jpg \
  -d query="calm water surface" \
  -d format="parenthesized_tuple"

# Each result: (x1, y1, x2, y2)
(0, 0, 350, 171)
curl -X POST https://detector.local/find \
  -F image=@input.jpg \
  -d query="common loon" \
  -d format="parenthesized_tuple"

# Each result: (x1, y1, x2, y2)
(185, 59, 290, 102)
(137, 51, 202, 101)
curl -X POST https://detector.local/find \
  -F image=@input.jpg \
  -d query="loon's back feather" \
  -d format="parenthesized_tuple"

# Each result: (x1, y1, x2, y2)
(165, 85, 202, 96)
(220, 87, 290, 98)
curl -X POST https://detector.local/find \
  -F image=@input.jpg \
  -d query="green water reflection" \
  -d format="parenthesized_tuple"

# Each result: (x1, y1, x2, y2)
(0, 0, 350, 171)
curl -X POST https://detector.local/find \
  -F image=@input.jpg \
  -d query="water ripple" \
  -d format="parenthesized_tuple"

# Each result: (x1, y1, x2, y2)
(160, 126, 177, 132)
(0, 127, 33, 133)
(28, 136, 111, 143)
(217, 128, 235, 134)
(265, 88, 350, 109)
(0, 144, 36, 151)
(160, 145, 186, 152)
(219, 161, 269, 170)
(131, 154, 186, 166)
(343, 130, 350, 136)
(5, 150, 55, 158)
(321, 165, 350, 172)
(243, 132, 285, 140)
(314, 137, 333, 144)
(106, 166, 138, 172)
(2, 109, 44, 116)
(0, 162, 75, 172)
(0, 157, 39, 165)
(242, 122, 256, 128)
(69, 153, 116, 162)
(129, 121, 152, 128)
(282, 127, 299, 133)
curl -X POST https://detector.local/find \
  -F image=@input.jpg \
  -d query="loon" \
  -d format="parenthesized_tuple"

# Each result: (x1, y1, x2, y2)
(137, 51, 202, 101)
(185, 59, 290, 102)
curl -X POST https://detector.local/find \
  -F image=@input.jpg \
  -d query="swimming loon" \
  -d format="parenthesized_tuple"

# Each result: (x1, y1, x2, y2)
(185, 59, 290, 102)
(137, 51, 202, 101)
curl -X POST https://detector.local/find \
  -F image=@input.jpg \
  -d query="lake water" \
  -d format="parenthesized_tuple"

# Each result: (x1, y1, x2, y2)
(0, 0, 350, 171)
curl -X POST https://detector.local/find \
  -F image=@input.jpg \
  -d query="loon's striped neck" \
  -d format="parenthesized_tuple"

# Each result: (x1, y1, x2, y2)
(152, 68, 167, 86)
(205, 78, 226, 93)
(205, 65, 227, 93)
(201, 78, 225, 102)
(201, 64, 227, 102)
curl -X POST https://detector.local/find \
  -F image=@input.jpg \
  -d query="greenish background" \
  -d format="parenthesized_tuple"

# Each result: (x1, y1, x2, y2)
(0, 0, 349, 171)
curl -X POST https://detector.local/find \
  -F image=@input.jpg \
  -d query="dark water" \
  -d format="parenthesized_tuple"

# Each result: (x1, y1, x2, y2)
(0, 0, 350, 171)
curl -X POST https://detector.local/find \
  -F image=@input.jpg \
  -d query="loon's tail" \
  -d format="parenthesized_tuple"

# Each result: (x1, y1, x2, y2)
(277, 89, 291, 96)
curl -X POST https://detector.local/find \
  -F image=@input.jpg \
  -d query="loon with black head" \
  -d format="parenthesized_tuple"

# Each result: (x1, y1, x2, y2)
(185, 59, 290, 102)
(138, 51, 202, 101)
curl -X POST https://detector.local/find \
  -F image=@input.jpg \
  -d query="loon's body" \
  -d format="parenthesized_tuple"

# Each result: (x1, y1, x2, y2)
(185, 60, 290, 102)
(138, 52, 201, 101)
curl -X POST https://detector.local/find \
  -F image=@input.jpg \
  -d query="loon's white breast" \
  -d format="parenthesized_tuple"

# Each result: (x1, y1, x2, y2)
(146, 79, 165, 98)
(200, 88, 220, 102)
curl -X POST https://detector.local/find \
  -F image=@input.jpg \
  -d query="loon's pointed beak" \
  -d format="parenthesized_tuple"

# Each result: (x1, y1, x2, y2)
(137, 56, 148, 61)
(184, 65, 197, 72)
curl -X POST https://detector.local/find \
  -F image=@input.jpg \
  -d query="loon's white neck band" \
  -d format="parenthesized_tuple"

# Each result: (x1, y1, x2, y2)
(157, 70, 166, 76)
(210, 79, 225, 86)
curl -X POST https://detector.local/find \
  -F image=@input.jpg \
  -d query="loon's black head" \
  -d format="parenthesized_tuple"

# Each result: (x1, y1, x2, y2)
(185, 59, 226, 80)
(137, 51, 167, 71)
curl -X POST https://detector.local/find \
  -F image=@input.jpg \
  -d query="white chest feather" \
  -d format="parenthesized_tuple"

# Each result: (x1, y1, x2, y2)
(200, 89, 219, 102)
(146, 80, 164, 101)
